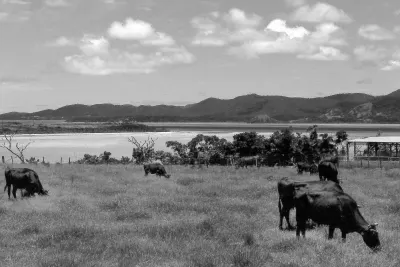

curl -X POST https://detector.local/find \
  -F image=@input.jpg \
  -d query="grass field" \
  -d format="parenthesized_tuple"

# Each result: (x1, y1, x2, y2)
(1, 164, 400, 267)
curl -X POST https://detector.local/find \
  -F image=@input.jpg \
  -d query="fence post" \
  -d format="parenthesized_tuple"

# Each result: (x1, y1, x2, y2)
(1, 156, 4, 163)
(69, 157, 71, 164)
(379, 157, 382, 169)
(360, 159, 363, 168)
(43, 157, 45, 163)
(61, 157, 63, 164)
(11, 156, 13, 164)
(367, 155, 370, 168)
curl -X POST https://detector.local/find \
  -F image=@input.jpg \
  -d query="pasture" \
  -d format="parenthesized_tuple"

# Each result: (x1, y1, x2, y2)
(1, 164, 400, 267)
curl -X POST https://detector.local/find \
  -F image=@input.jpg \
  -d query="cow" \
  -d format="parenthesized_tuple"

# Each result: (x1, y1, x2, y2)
(143, 163, 171, 178)
(318, 161, 339, 183)
(294, 190, 381, 251)
(296, 162, 318, 175)
(277, 177, 344, 230)
(4, 167, 49, 199)
(320, 155, 339, 168)
(235, 156, 261, 169)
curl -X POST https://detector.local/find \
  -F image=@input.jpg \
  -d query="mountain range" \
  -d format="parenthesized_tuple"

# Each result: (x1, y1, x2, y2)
(2, 89, 400, 123)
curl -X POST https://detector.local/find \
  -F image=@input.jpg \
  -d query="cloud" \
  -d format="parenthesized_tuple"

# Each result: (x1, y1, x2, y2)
(223, 8, 262, 28)
(0, 12, 8, 21)
(0, 76, 52, 92)
(353, 45, 389, 63)
(191, 9, 348, 61)
(358, 24, 396, 41)
(45, 0, 69, 7)
(107, 18, 175, 46)
(46, 36, 76, 47)
(3, 0, 30, 4)
(289, 2, 353, 24)
(285, 0, 307, 8)
(394, 26, 400, 33)
(63, 20, 195, 75)
(297, 46, 348, 61)
(381, 60, 400, 71)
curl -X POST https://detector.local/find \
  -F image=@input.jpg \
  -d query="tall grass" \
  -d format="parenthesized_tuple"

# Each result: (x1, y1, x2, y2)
(1, 164, 400, 267)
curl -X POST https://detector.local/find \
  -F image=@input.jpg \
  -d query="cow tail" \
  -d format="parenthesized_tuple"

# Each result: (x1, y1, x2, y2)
(4, 171, 10, 192)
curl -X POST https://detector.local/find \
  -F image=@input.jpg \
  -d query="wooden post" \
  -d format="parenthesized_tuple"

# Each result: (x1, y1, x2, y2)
(360, 159, 363, 168)
(1, 156, 4, 163)
(346, 142, 350, 162)
(61, 157, 63, 164)
(367, 154, 370, 168)
(353, 142, 356, 160)
(379, 157, 382, 169)
(69, 157, 71, 164)
(42, 157, 45, 163)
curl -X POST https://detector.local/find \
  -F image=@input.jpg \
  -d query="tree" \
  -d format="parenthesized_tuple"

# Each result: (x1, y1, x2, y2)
(0, 132, 33, 163)
(129, 136, 157, 164)
(232, 132, 265, 157)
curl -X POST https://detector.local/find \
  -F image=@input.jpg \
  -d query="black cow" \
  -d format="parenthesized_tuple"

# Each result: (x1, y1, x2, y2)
(296, 162, 318, 175)
(277, 177, 344, 230)
(235, 156, 261, 169)
(294, 190, 381, 251)
(4, 167, 49, 199)
(143, 163, 171, 178)
(318, 161, 339, 183)
(320, 155, 339, 168)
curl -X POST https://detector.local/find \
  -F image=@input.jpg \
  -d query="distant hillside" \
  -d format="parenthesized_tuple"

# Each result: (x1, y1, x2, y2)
(2, 90, 400, 123)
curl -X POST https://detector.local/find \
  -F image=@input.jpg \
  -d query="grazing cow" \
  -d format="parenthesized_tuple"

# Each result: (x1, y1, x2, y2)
(4, 167, 49, 199)
(143, 163, 171, 178)
(320, 155, 339, 168)
(318, 161, 339, 183)
(296, 162, 318, 175)
(277, 177, 344, 230)
(294, 190, 381, 251)
(235, 156, 261, 169)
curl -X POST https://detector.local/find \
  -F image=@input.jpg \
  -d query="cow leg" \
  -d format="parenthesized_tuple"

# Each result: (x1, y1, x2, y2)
(340, 229, 347, 242)
(12, 186, 18, 199)
(328, 225, 335, 239)
(319, 175, 324, 181)
(7, 185, 11, 199)
(296, 221, 306, 238)
(285, 210, 295, 230)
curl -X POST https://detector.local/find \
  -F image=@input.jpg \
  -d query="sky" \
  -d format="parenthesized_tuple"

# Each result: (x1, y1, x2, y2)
(0, 0, 400, 113)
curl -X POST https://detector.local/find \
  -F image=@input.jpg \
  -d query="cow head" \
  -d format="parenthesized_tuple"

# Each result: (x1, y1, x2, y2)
(361, 223, 381, 251)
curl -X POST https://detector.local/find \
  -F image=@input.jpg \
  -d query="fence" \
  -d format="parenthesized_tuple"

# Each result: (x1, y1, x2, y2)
(338, 156, 400, 169)
(1, 156, 71, 165)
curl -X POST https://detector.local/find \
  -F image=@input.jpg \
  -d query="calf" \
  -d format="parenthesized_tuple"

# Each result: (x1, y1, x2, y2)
(4, 167, 49, 199)
(277, 177, 344, 230)
(296, 162, 318, 175)
(235, 156, 261, 169)
(294, 190, 380, 251)
(143, 163, 171, 178)
(318, 161, 339, 183)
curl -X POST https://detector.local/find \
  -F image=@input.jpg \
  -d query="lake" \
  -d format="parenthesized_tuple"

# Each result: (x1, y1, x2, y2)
(2, 123, 400, 163)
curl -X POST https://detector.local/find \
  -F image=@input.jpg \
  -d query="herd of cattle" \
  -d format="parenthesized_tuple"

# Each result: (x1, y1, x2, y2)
(2, 155, 381, 252)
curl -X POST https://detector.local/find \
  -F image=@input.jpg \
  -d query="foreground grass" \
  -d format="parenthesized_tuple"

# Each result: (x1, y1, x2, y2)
(1, 164, 400, 267)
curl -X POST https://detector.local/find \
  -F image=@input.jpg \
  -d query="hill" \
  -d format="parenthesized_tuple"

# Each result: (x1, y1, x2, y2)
(1, 90, 400, 123)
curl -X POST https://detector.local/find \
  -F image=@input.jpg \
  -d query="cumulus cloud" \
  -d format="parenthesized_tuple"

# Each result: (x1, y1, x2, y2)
(297, 46, 348, 61)
(285, 0, 307, 8)
(381, 60, 400, 71)
(223, 8, 262, 28)
(62, 19, 195, 75)
(358, 24, 396, 41)
(289, 2, 353, 24)
(46, 36, 75, 47)
(45, 0, 69, 7)
(191, 9, 348, 61)
(107, 18, 175, 46)
(353, 45, 389, 63)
